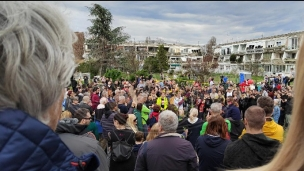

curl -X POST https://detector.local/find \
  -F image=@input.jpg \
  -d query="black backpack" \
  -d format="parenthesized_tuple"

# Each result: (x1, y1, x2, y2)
(111, 131, 133, 162)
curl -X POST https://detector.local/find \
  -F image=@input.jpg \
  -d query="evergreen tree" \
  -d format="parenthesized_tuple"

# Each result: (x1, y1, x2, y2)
(156, 45, 169, 72)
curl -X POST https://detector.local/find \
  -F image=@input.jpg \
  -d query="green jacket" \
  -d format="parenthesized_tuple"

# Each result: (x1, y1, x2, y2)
(141, 104, 150, 125)
(134, 109, 144, 132)
(87, 122, 99, 140)
(200, 119, 231, 135)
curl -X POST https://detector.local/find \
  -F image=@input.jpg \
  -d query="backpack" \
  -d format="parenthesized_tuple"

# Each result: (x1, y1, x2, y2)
(146, 116, 157, 128)
(111, 131, 133, 162)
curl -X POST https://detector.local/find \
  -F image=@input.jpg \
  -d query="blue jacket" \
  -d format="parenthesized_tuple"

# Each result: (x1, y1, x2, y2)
(0, 108, 99, 171)
(196, 135, 231, 171)
(225, 104, 241, 121)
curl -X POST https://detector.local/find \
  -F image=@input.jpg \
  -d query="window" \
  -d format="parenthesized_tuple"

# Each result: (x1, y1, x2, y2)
(292, 53, 296, 59)
(292, 38, 298, 49)
(227, 48, 231, 55)
(226, 66, 230, 70)
(276, 42, 281, 46)
(220, 65, 224, 70)
(264, 65, 270, 72)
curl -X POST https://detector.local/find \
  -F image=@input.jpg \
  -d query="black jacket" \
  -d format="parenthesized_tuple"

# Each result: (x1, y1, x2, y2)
(223, 133, 280, 169)
(79, 102, 93, 114)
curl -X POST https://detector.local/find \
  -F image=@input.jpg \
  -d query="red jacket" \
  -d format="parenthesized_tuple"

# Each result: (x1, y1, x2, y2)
(150, 111, 160, 121)
(91, 93, 100, 111)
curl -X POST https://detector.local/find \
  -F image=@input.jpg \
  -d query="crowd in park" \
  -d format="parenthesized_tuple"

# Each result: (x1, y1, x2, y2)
(1, 1, 304, 171)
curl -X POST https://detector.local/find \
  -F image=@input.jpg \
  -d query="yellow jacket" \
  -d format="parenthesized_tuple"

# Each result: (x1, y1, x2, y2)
(156, 97, 168, 111)
(239, 120, 284, 143)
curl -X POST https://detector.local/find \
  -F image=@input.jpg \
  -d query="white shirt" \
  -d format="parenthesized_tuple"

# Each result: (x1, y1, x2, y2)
(174, 97, 184, 110)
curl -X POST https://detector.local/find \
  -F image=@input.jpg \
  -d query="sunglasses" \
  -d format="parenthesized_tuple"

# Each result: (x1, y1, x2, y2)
(83, 117, 92, 120)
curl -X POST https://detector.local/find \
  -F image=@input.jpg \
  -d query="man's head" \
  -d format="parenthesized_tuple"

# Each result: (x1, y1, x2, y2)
(135, 131, 145, 143)
(82, 96, 90, 104)
(74, 108, 91, 125)
(244, 106, 266, 131)
(158, 110, 178, 133)
(210, 103, 222, 116)
(71, 96, 79, 105)
(0, 1, 77, 130)
(257, 96, 274, 116)
(118, 96, 126, 104)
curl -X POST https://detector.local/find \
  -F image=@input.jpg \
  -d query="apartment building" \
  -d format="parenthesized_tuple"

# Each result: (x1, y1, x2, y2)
(214, 31, 302, 75)
(83, 39, 202, 70)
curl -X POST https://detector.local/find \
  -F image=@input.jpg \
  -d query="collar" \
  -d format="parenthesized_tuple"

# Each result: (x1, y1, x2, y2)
(157, 133, 182, 138)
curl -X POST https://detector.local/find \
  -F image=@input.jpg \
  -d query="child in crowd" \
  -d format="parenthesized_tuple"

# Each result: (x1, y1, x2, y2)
(133, 131, 145, 158)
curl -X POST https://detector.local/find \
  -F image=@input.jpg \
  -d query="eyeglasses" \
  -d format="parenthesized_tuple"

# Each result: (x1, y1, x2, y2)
(83, 117, 92, 120)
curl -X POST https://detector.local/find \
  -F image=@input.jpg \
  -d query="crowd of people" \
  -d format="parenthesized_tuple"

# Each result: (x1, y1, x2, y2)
(61, 69, 294, 170)
(1, 1, 303, 171)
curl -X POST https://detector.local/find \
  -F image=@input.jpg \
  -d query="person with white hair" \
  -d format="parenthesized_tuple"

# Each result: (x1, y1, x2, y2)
(118, 95, 128, 114)
(179, 108, 204, 148)
(200, 103, 231, 139)
(0, 1, 106, 170)
(135, 110, 198, 171)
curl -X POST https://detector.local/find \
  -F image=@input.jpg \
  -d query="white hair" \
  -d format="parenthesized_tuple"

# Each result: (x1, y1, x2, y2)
(100, 97, 108, 104)
(210, 103, 222, 115)
(158, 110, 178, 133)
(0, 2, 76, 124)
(119, 96, 126, 102)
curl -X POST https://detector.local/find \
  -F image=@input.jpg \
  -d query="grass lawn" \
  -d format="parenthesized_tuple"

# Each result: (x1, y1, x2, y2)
(152, 73, 264, 84)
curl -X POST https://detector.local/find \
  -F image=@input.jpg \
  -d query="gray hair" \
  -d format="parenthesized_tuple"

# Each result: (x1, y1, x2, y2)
(82, 96, 90, 103)
(119, 96, 125, 102)
(210, 103, 222, 115)
(0, 2, 76, 124)
(158, 110, 178, 133)
(100, 97, 108, 104)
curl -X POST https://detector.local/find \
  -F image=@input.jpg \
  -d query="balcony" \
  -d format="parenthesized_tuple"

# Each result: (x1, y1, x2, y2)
(254, 48, 263, 53)
(246, 49, 255, 54)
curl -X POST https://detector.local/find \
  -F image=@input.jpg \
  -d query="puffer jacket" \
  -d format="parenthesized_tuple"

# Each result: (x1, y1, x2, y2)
(0, 108, 99, 171)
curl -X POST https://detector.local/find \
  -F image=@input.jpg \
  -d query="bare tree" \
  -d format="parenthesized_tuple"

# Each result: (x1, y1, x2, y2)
(73, 32, 85, 64)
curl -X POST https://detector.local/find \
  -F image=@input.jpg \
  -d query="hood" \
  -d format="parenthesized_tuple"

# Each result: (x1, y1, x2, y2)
(133, 144, 143, 152)
(55, 122, 88, 135)
(151, 112, 160, 118)
(263, 120, 280, 136)
(59, 118, 78, 124)
(204, 134, 227, 148)
(242, 133, 280, 159)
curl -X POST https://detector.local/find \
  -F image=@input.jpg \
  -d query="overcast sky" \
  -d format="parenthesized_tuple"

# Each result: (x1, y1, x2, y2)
(47, 1, 304, 45)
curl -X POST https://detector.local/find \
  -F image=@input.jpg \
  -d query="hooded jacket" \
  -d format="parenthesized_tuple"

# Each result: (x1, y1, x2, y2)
(240, 119, 284, 143)
(223, 133, 280, 169)
(196, 135, 231, 171)
(56, 122, 109, 171)
(0, 108, 99, 171)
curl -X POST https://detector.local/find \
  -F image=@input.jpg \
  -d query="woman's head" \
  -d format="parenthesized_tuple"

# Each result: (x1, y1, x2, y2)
(60, 111, 72, 120)
(126, 114, 138, 132)
(153, 104, 161, 113)
(113, 113, 128, 126)
(0, 2, 77, 130)
(189, 108, 198, 120)
(146, 122, 160, 141)
(205, 115, 228, 139)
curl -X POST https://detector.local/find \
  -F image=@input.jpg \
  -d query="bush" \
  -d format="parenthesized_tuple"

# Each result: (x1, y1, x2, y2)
(128, 74, 136, 82)
(169, 69, 174, 75)
(104, 69, 122, 81)
(237, 56, 243, 63)
(136, 70, 149, 77)
(230, 54, 237, 63)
